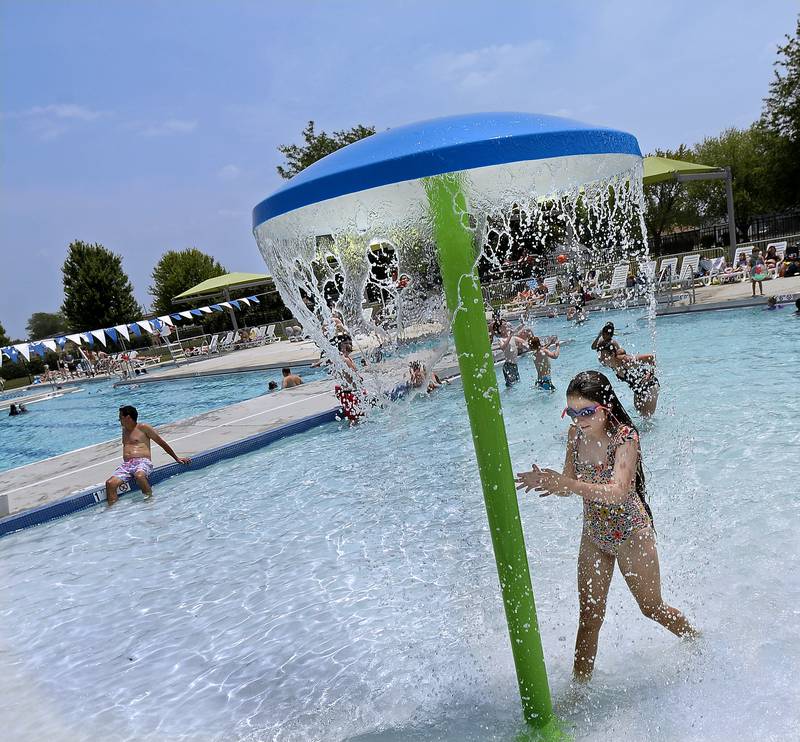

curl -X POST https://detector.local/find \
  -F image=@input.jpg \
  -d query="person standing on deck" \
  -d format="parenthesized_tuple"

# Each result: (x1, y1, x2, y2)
(105, 405, 191, 506)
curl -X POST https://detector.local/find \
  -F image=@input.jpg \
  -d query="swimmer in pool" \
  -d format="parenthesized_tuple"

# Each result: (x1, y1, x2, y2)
(515, 370, 698, 682)
(529, 335, 560, 391)
(591, 321, 622, 355)
(597, 343, 660, 418)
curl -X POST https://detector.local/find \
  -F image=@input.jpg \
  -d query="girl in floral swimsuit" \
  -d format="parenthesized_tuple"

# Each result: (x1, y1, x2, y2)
(515, 370, 697, 682)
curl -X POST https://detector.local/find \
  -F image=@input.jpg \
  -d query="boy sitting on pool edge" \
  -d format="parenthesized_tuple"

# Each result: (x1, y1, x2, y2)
(105, 405, 191, 506)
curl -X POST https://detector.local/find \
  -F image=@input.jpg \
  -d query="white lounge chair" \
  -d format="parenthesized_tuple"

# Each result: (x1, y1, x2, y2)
(251, 326, 267, 345)
(542, 276, 558, 302)
(602, 263, 630, 297)
(678, 254, 700, 284)
(704, 256, 728, 285)
(264, 324, 277, 343)
(658, 257, 678, 287)
(721, 245, 754, 282)
(207, 333, 221, 353)
(220, 331, 235, 351)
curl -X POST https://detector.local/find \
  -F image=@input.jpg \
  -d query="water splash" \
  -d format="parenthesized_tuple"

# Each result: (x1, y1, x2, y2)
(255, 155, 652, 415)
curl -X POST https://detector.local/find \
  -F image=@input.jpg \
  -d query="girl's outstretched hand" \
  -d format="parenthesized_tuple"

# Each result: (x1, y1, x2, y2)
(515, 465, 570, 497)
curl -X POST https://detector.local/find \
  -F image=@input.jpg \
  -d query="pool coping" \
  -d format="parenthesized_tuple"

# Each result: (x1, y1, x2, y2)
(0, 407, 341, 539)
(654, 292, 799, 316)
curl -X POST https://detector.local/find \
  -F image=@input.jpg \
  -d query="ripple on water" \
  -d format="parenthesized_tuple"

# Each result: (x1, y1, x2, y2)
(0, 309, 798, 741)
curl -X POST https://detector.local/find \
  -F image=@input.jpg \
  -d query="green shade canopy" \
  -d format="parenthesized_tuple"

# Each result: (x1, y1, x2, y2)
(172, 272, 272, 301)
(642, 156, 722, 185)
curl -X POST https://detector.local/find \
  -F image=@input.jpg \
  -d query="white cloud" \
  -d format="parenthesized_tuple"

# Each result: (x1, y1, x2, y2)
(139, 119, 197, 137)
(424, 40, 551, 91)
(217, 164, 241, 180)
(1, 103, 106, 121)
(0, 103, 108, 140)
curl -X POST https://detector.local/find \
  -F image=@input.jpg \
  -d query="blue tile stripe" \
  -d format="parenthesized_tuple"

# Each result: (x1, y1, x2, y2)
(0, 407, 340, 539)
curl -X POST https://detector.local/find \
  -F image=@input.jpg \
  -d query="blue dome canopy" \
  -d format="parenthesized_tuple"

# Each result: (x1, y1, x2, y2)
(253, 112, 641, 229)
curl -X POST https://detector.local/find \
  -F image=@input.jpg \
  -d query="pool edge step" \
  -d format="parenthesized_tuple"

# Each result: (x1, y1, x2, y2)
(0, 407, 340, 539)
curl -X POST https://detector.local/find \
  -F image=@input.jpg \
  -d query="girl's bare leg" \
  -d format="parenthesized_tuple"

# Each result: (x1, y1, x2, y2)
(574, 534, 615, 682)
(616, 529, 697, 637)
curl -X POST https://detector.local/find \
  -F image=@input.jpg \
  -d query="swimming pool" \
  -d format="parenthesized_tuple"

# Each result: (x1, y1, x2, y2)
(0, 365, 323, 472)
(0, 308, 797, 741)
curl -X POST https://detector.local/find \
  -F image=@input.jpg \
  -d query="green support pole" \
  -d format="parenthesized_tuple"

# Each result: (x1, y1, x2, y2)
(425, 173, 564, 738)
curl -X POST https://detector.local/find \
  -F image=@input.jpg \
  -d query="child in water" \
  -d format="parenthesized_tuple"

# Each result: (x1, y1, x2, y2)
(515, 371, 697, 682)
(529, 335, 560, 391)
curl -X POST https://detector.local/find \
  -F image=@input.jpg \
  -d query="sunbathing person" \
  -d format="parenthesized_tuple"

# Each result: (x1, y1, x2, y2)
(764, 245, 781, 271)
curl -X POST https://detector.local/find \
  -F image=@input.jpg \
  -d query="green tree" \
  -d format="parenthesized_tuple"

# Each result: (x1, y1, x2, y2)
(689, 126, 773, 241)
(0, 321, 10, 346)
(643, 145, 701, 252)
(61, 240, 142, 331)
(760, 16, 800, 208)
(763, 16, 800, 142)
(26, 311, 69, 340)
(277, 120, 376, 179)
(149, 247, 227, 316)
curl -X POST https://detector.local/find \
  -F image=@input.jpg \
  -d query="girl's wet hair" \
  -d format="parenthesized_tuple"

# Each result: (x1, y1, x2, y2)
(566, 370, 653, 524)
(602, 322, 615, 335)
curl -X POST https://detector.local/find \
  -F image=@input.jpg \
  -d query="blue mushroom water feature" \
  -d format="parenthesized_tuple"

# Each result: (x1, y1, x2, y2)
(253, 113, 644, 736)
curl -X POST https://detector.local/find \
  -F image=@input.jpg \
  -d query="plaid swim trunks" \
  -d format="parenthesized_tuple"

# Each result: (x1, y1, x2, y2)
(112, 457, 153, 483)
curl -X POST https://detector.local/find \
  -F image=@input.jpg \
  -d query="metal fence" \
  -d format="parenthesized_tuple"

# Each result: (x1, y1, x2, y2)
(653, 211, 800, 254)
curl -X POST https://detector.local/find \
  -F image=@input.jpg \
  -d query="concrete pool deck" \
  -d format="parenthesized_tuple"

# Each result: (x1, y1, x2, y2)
(114, 338, 322, 385)
(0, 347, 466, 530)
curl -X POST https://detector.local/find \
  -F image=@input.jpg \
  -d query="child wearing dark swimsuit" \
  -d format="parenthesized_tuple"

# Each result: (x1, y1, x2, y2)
(515, 370, 697, 682)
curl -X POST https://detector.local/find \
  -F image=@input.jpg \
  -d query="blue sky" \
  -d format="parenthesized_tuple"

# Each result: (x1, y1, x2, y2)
(1, 0, 797, 338)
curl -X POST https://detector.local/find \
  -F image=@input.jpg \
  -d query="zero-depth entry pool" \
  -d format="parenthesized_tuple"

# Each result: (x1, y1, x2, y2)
(0, 365, 323, 472)
(0, 308, 797, 741)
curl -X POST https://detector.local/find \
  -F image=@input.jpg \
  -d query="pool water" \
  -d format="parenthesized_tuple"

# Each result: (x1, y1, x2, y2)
(0, 308, 797, 741)
(0, 365, 323, 472)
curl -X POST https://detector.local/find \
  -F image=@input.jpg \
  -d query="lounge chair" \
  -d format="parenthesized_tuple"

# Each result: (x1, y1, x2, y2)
(678, 254, 700, 285)
(220, 331, 235, 351)
(704, 256, 728, 285)
(208, 333, 221, 353)
(601, 264, 630, 297)
(657, 257, 678, 288)
(250, 326, 267, 345)
(719, 245, 754, 283)
(542, 276, 558, 302)
(264, 324, 277, 343)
